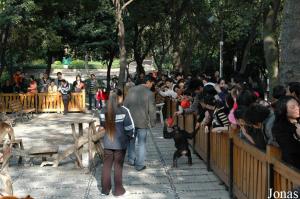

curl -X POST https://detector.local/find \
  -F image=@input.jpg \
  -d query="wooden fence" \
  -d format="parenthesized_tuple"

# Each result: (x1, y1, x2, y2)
(0, 91, 86, 113)
(163, 97, 300, 199)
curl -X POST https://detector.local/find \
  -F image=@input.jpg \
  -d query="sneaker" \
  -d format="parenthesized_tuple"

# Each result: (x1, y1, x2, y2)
(135, 165, 146, 171)
(101, 192, 109, 196)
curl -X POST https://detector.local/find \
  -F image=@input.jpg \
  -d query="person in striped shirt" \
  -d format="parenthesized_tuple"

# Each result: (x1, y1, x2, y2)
(87, 74, 99, 110)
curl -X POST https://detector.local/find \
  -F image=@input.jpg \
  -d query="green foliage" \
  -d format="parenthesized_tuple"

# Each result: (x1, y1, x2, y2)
(53, 60, 62, 65)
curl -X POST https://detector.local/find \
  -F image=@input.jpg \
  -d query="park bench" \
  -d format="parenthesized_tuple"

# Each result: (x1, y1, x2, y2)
(9, 100, 35, 122)
(27, 146, 59, 165)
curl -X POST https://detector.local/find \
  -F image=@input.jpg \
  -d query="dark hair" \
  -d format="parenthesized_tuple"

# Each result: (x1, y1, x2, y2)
(237, 90, 257, 106)
(218, 78, 226, 84)
(105, 89, 123, 141)
(30, 75, 35, 80)
(203, 85, 217, 96)
(288, 82, 300, 99)
(57, 72, 62, 76)
(244, 104, 270, 125)
(61, 79, 67, 84)
(274, 96, 299, 122)
(203, 94, 216, 106)
(225, 94, 235, 110)
(187, 79, 203, 91)
(272, 85, 286, 99)
(165, 78, 173, 83)
(144, 75, 155, 83)
(91, 74, 96, 77)
(234, 106, 247, 120)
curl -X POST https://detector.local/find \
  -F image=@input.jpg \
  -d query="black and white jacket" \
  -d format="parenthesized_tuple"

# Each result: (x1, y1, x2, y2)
(100, 106, 135, 150)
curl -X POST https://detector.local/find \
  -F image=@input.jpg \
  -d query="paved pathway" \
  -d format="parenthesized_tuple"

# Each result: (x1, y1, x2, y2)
(2, 113, 230, 199)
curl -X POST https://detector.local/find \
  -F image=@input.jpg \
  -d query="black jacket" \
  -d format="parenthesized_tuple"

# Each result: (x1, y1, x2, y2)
(272, 120, 300, 170)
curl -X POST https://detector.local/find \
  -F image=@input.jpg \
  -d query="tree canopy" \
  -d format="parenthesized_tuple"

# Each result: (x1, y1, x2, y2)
(1, 0, 296, 88)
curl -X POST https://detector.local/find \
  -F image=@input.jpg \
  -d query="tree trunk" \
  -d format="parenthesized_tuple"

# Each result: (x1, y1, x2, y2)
(0, 25, 10, 78)
(118, 18, 127, 89)
(264, 0, 281, 90)
(112, 0, 135, 90)
(46, 50, 52, 76)
(239, 17, 260, 74)
(106, 52, 114, 92)
(279, 0, 300, 85)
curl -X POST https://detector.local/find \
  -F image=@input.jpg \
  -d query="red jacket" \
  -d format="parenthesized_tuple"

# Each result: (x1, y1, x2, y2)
(96, 91, 108, 101)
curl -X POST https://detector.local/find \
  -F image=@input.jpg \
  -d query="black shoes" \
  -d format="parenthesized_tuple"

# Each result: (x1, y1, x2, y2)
(136, 166, 146, 171)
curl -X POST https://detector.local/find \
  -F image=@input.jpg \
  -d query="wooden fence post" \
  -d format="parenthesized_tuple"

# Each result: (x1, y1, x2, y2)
(207, 126, 211, 171)
(267, 145, 282, 198)
(228, 128, 234, 198)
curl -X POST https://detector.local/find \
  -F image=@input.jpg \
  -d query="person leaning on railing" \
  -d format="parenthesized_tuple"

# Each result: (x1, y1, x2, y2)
(48, 80, 58, 93)
(272, 96, 300, 170)
(27, 75, 37, 94)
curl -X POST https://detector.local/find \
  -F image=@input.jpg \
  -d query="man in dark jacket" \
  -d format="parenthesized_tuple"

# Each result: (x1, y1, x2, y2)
(124, 75, 156, 171)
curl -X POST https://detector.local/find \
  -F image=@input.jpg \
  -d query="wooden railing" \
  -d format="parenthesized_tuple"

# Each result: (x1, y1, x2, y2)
(0, 91, 86, 113)
(210, 130, 230, 186)
(163, 98, 300, 199)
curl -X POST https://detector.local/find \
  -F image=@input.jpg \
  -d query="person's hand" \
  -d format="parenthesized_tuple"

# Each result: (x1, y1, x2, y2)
(174, 111, 181, 116)
(195, 122, 200, 130)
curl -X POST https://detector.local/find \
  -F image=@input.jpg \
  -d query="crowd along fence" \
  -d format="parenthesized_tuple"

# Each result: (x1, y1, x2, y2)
(0, 91, 86, 113)
(163, 97, 300, 199)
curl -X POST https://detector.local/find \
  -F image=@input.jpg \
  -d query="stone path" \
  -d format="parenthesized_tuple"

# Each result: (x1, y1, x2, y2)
(1, 113, 230, 199)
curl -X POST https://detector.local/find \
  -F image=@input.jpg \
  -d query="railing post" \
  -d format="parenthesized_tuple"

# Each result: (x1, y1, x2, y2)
(192, 114, 196, 153)
(267, 145, 282, 199)
(35, 93, 38, 113)
(207, 126, 211, 171)
(229, 129, 234, 198)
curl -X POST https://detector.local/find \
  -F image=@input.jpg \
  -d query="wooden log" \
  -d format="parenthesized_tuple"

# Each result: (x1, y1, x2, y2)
(42, 129, 105, 168)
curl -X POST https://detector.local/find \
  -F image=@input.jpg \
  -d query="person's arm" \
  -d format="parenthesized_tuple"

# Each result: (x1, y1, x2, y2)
(148, 92, 157, 128)
(123, 106, 135, 137)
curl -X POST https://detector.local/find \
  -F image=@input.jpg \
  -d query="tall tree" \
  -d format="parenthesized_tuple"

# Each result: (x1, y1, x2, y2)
(279, 0, 300, 85)
(263, 0, 281, 89)
(112, 0, 135, 89)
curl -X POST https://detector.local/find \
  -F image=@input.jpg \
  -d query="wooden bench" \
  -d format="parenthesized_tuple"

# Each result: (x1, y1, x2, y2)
(9, 100, 35, 122)
(28, 146, 59, 166)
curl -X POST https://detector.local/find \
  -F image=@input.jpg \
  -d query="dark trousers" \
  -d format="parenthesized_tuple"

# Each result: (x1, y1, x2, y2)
(101, 149, 126, 196)
(88, 94, 97, 109)
(62, 94, 69, 114)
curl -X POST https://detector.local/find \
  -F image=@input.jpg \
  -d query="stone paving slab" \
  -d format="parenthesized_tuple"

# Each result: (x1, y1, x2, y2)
(1, 113, 230, 199)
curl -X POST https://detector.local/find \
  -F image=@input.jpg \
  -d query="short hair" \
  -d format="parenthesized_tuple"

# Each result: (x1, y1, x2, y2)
(57, 72, 62, 76)
(237, 90, 257, 106)
(144, 75, 155, 83)
(165, 78, 173, 83)
(272, 85, 286, 99)
(61, 79, 67, 83)
(288, 82, 300, 98)
(244, 103, 270, 125)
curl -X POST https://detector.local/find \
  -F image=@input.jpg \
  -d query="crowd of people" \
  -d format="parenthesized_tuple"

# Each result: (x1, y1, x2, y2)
(0, 70, 111, 114)
(98, 70, 300, 197)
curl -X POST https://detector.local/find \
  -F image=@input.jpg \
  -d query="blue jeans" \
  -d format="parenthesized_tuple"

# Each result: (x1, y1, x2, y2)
(88, 94, 96, 109)
(127, 128, 149, 170)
